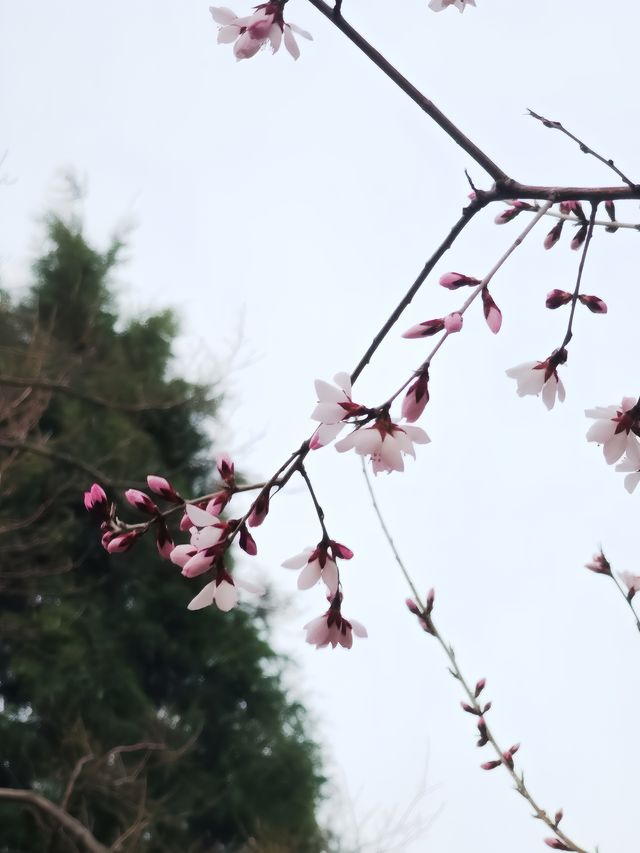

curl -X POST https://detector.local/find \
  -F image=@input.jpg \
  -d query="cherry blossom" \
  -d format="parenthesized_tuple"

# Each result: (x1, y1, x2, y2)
(209, 4, 312, 62)
(310, 372, 366, 449)
(428, 0, 476, 12)
(585, 397, 640, 465)
(335, 415, 430, 474)
(615, 443, 640, 493)
(304, 595, 367, 650)
(282, 539, 353, 595)
(619, 571, 640, 600)
(584, 551, 611, 575)
(505, 351, 567, 410)
(187, 563, 265, 612)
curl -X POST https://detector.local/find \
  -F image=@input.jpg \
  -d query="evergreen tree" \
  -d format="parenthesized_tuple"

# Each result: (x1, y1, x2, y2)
(0, 215, 327, 852)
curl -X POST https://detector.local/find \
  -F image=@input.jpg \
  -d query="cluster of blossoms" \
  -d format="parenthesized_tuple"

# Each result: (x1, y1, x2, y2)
(84, 451, 366, 649)
(495, 199, 620, 246)
(310, 372, 430, 474)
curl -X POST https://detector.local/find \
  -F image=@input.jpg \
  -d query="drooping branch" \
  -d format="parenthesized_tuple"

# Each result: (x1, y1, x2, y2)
(361, 466, 593, 853)
(0, 788, 109, 853)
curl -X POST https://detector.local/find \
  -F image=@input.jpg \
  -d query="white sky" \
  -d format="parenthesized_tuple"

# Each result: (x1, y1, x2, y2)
(2, 1, 640, 851)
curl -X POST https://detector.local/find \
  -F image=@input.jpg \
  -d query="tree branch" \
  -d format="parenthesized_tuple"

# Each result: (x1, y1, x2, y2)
(0, 788, 109, 853)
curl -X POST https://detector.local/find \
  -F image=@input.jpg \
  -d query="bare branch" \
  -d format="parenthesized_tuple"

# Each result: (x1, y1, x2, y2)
(0, 788, 109, 853)
(528, 109, 638, 190)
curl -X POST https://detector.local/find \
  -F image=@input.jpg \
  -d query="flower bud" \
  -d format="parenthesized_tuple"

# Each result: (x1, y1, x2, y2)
(439, 272, 480, 289)
(125, 489, 159, 515)
(578, 294, 607, 314)
(545, 289, 572, 309)
(146, 475, 180, 502)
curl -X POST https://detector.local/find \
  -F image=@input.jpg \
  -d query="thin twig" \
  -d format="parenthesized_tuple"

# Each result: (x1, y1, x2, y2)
(361, 465, 593, 853)
(528, 109, 638, 190)
(561, 202, 598, 348)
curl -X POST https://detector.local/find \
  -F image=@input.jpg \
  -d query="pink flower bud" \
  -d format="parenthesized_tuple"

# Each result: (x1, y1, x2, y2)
(106, 532, 139, 554)
(560, 200, 585, 221)
(84, 483, 108, 515)
(494, 207, 521, 225)
(481, 288, 502, 334)
(545, 289, 573, 309)
(402, 373, 429, 423)
(544, 840, 571, 850)
(585, 551, 611, 575)
(179, 512, 192, 532)
(570, 224, 588, 250)
(483, 701, 492, 713)
(405, 598, 420, 615)
(402, 319, 445, 339)
(247, 491, 270, 528)
(554, 809, 564, 826)
(216, 454, 235, 485)
(330, 540, 354, 560)
(125, 489, 159, 515)
(182, 550, 215, 579)
(444, 312, 463, 333)
(439, 272, 480, 290)
(481, 760, 502, 770)
(146, 475, 180, 502)
(461, 701, 480, 715)
(474, 678, 486, 697)
(239, 525, 258, 556)
(426, 588, 435, 615)
(544, 221, 563, 250)
(207, 490, 230, 516)
(578, 294, 607, 314)
(156, 523, 174, 560)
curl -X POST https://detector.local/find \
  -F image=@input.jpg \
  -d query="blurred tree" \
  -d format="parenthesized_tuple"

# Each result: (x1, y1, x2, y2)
(0, 215, 327, 852)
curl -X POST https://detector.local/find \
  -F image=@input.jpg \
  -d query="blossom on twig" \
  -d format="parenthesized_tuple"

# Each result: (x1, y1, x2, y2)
(282, 539, 353, 595)
(335, 415, 430, 474)
(304, 594, 367, 650)
(505, 350, 567, 410)
(210, 4, 312, 61)
(585, 396, 640, 465)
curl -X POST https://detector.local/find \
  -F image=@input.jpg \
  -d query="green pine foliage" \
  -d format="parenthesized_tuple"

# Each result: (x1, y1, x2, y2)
(0, 216, 328, 852)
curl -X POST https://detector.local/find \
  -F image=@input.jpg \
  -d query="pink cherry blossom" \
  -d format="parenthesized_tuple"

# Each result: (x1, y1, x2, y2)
(310, 372, 366, 449)
(209, 4, 312, 62)
(216, 453, 235, 485)
(585, 397, 640, 465)
(304, 596, 367, 650)
(187, 563, 265, 612)
(282, 539, 352, 595)
(615, 442, 640, 493)
(619, 571, 640, 600)
(335, 415, 430, 474)
(428, 0, 476, 11)
(505, 352, 567, 410)
(584, 551, 611, 575)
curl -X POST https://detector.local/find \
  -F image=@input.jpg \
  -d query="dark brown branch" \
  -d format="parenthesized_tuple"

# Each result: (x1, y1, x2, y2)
(528, 109, 638, 190)
(305, 0, 509, 182)
(0, 376, 210, 413)
(0, 788, 109, 853)
(0, 440, 142, 489)
(350, 201, 481, 383)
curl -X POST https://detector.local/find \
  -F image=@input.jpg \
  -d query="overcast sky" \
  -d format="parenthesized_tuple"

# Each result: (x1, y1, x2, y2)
(2, 1, 640, 851)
